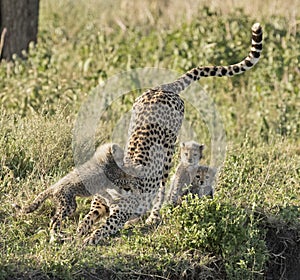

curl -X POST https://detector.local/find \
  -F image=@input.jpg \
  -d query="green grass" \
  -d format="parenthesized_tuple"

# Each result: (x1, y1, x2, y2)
(1, 0, 300, 279)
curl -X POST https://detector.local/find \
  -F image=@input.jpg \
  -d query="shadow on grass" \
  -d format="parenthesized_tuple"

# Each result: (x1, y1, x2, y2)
(263, 205, 300, 280)
(1, 205, 300, 280)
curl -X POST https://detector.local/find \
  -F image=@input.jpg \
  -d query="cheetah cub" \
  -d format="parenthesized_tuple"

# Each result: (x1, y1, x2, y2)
(13, 143, 140, 242)
(187, 165, 216, 199)
(166, 141, 215, 205)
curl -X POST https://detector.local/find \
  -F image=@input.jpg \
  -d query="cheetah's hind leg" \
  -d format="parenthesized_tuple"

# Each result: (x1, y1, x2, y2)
(76, 195, 109, 237)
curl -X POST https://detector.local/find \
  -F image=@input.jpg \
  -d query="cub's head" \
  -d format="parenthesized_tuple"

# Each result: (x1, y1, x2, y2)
(94, 143, 142, 191)
(180, 141, 204, 166)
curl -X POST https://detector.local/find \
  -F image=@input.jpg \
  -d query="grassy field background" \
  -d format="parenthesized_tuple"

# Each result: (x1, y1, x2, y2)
(0, 0, 299, 279)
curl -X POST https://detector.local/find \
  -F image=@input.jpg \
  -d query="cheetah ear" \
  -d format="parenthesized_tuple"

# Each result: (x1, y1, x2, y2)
(111, 144, 118, 155)
(199, 144, 205, 151)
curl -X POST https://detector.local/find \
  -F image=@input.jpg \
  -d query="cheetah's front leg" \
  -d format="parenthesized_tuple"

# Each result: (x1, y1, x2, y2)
(83, 198, 138, 245)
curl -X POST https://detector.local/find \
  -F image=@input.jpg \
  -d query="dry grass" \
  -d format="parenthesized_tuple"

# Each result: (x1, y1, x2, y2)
(40, 0, 299, 32)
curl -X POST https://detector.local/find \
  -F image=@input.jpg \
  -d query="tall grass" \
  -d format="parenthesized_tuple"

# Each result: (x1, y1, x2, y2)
(0, 0, 299, 279)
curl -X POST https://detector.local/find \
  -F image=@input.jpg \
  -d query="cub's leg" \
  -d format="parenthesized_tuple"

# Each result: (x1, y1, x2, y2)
(83, 197, 139, 245)
(49, 192, 77, 242)
(77, 195, 109, 237)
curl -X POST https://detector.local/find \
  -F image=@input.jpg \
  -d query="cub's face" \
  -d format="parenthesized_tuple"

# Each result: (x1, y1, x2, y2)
(180, 141, 204, 166)
(192, 166, 209, 185)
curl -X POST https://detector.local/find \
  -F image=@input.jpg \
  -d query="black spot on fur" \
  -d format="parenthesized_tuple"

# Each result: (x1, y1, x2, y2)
(252, 33, 263, 43)
(251, 51, 260, 58)
(252, 43, 262, 50)
(183, 77, 190, 84)
(178, 80, 184, 89)
(233, 65, 239, 73)
(245, 59, 253, 67)
(221, 67, 227, 75)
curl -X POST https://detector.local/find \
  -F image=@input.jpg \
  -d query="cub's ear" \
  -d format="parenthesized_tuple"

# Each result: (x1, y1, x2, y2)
(111, 144, 117, 153)
(110, 144, 120, 161)
(199, 144, 205, 152)
(111, 143, 124, 161)
(111, 143, 120, 153)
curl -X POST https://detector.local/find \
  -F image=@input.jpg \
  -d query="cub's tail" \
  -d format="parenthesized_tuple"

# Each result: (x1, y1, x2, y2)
(160, 23, 263, 93)
(13, 188, 52, 214)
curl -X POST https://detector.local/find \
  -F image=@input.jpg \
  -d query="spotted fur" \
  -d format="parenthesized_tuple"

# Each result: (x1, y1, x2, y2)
(83, 23, 263, 245)
(14, 143, 140, 242)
